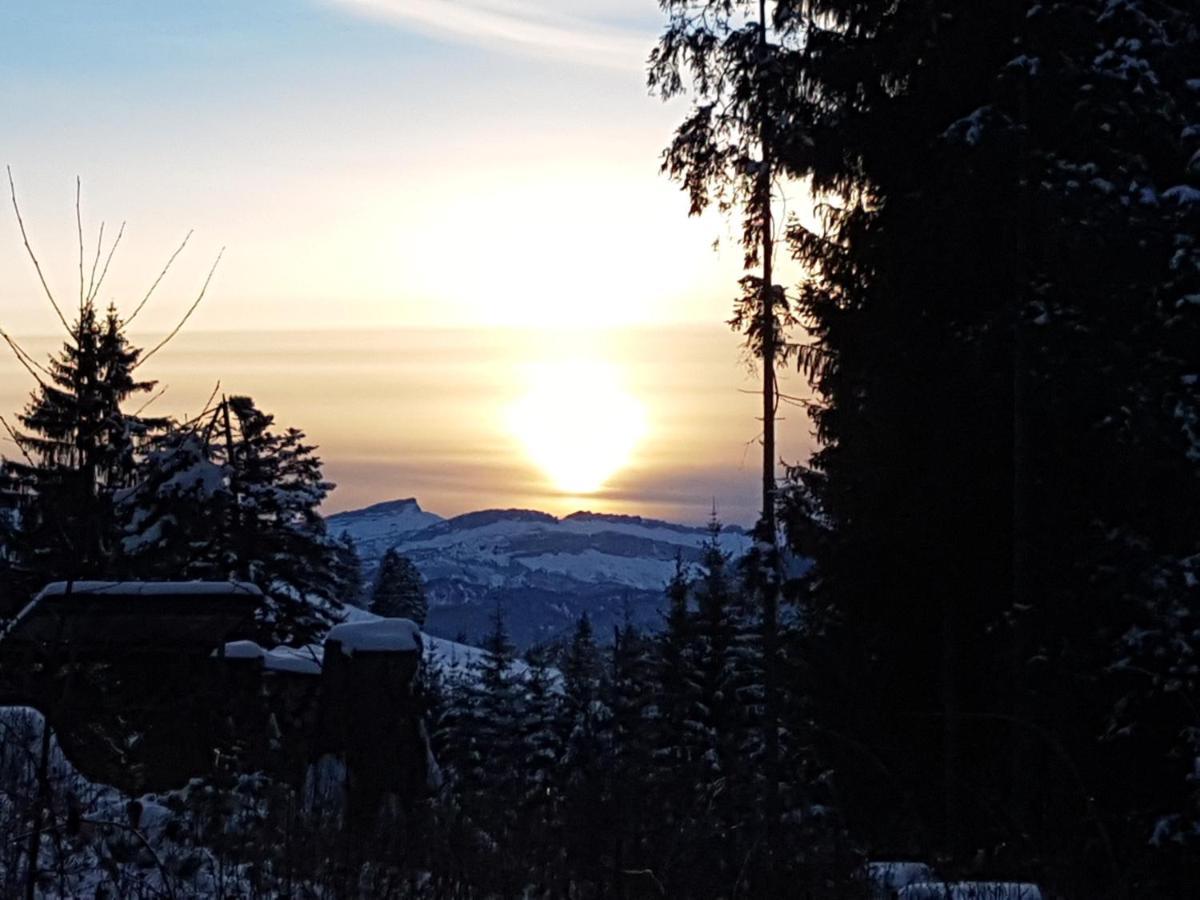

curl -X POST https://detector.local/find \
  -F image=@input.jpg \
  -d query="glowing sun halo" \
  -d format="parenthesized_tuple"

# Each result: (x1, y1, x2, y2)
(509, 361, 646, 495)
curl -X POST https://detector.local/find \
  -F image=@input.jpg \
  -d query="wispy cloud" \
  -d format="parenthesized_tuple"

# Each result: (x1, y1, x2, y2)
(325, 0, 652, 70)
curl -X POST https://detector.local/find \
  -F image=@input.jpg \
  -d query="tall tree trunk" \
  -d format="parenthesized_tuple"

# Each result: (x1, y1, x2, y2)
(221, 397, 245, 581)
(756, 2, 783, 881)
(1009, 61, 1035, 841)
(758, 0, 777, 548)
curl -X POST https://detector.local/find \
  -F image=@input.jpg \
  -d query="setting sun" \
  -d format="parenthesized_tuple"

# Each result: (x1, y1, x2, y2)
(508, 359, 646, 495)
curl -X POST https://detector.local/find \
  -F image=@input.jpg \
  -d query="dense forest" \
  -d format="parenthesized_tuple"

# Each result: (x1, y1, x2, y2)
(1, 0, 1198, 897)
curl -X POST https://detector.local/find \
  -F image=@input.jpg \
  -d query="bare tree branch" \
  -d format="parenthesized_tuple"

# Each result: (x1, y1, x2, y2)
(7, 166, 71, 335)
(87, 220, 125, 305)
(0, 327, 51, 386)
(85, 221, 105, 302)
(135, 247, 223, 368)
(75, 177, 85, 316)
(124, 229, 193, 326)
(132, 384, 168, 417)
(0, 414, 36, 468)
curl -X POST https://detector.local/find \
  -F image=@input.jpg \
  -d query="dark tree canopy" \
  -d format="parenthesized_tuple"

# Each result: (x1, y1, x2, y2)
(770, 0, 1200, 892)
(9, 301, 166, 580)
(370, 547, 427, 625)
(119, 395, 344, 645)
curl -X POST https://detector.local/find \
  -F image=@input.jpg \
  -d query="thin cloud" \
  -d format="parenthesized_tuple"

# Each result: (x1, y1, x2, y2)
(325, 0, 652, 70)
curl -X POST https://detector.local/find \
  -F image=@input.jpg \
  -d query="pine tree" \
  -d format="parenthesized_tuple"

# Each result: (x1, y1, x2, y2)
(518, 644, 565, 890)
(778, 0, 1200, 888)
(332, 533, 364, 605)
(446, 605, 526, 893)
(369, 548, 427, 625)
(11, 301, 166, 579)
(557, 614, 611, 886)
(115, 429, 230, 579)
(649, 1, 803, 548)
(119, 395, 342, 645)
(605, 609, 657, 889)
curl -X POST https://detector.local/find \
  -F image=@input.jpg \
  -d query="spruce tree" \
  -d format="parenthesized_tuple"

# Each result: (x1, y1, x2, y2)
(605, 610, 657, 889)
(12, 301, 165, 579)
(779, 0, 1200, 888)
(518, 644, 565, 890)
(332, 533, 364, 605)
(450, 605, 525, 893)
(557, 614, 610, 886)
(120, 395, 342, 645)
(370, 548, 427, 625)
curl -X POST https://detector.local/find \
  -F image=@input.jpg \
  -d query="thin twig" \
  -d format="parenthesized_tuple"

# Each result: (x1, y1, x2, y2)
(0, 415, 36, 468)
(135, 247, 223, 368)
(198, 379, 221, 421)
(75, 177, 84, 316)
(132, 384, 168, 417)
(87, 221, 125, 305)
(80, 818, 177, 900)
(7, 166, 71, 334)
(171, 379, 224, 435)
(124, 229, 193, 326)
(85, 221, 105, 302)
(0, 329, 50, 387)
(0, 326, 52, 377)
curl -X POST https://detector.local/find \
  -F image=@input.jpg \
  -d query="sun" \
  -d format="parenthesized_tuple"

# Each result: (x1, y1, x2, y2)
(508, 360, 646, 495)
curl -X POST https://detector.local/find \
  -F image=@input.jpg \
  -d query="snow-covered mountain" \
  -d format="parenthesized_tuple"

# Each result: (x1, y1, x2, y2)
(326, 499, 752, 648)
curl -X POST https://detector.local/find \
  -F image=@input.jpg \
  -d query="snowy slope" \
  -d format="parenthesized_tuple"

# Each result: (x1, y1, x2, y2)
(327, 500, 753, 647)
(327, 497, 443, 560)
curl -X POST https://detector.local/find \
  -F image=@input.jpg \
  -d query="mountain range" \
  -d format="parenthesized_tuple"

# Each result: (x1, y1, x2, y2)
(326, 498, 753, 648)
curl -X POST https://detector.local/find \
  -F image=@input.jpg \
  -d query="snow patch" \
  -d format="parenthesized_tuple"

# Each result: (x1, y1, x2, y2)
(868, 861, 936, 894)
(897, 884, 1043, 900)
(1163, 185, 1200, 205)
(326, 618, 422, 654)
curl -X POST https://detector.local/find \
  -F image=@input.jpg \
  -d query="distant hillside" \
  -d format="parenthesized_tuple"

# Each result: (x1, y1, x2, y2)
(327, 499, 752, 648)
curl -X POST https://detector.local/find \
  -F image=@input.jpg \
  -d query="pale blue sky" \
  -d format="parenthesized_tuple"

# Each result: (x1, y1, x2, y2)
(0, 2, 814, 521)
(0, 1, 769, 335)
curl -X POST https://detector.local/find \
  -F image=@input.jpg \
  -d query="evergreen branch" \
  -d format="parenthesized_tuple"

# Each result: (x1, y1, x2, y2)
(6, 166, 71, 335)
(135, 247, 223, 368)
(87, 221, 126, 305)
(0, 415, 36, 468)
(124, 229, 194, 326)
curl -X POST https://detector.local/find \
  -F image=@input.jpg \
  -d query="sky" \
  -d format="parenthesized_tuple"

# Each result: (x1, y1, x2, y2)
(0, 0, 788, 333)
(0, 1, 814, 524)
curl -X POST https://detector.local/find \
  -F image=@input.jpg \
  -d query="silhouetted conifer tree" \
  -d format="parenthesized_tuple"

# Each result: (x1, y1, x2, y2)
(119, 395, 341, 645)
(11, 302, 165, 579)
(370, 547, 427, 625)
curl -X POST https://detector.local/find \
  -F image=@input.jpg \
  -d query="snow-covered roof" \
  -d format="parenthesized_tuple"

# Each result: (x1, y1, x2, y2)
(218, 640, 322, 675)
(35, 581, 262, 599)
(325, 618, 422, 655)
(2, 581, 261, 650)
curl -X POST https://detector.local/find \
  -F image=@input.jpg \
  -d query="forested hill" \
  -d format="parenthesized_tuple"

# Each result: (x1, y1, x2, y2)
(327, 498, 755, 647)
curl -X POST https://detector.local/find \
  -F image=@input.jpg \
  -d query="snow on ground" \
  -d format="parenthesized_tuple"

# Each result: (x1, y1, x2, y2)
(869, 861, 936, 896)
(219, 639, 323, 674)
(326, 497, 443, 551)
(896, 883, 1043, 899)
(512, 548, 681, 589)
(336, 604, 531, 676)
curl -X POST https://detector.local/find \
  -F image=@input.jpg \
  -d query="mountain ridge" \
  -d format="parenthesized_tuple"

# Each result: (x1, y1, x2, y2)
(327, 497, 753, 647)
